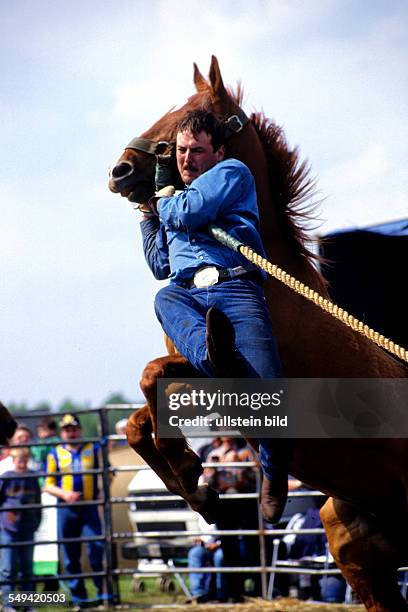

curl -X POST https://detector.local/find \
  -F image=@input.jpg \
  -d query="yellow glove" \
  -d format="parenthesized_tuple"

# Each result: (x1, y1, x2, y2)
(135, 186, 175, 216)
(155, 185, 175, 198)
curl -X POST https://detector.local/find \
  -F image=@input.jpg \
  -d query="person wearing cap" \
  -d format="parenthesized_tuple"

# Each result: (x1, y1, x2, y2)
(44, 414, 105, 608)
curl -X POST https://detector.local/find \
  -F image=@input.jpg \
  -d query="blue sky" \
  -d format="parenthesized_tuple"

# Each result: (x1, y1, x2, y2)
(1, 0, 407, 407)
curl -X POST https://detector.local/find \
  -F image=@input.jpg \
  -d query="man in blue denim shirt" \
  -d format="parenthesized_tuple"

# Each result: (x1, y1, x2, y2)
(139, 110, 288, 523)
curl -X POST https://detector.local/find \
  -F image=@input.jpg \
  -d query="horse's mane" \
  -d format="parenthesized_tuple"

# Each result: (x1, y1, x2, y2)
(229, 86, 322, 263)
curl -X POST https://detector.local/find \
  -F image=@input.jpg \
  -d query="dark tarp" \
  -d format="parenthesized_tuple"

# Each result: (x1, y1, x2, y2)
(319, 219, 408, 350)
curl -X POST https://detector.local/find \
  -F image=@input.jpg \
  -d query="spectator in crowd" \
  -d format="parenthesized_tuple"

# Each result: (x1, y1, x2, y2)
(31, 417, 60, 593)
(264, 477, 309, 597)
(197, 437, 222, 462)
(0, 447, 42, 612)
(203, 437, 258, 498)
(206, 437, 237, 463)
(0, 425, 35, 476)
(186, 514, 226, 604)
(31, 417, 59, 482)
(0, 423, 35, 601)
(43, 414, 106, 609)
(287, 501, 326, 600)
(286, 495, 347, 603)
(198, 437, 260, 601)
(113, 418, 128, 447)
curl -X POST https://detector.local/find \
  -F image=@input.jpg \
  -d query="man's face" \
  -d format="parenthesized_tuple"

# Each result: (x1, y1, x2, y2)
(176, 129, 225, 185)
(60, 425, 81, 444)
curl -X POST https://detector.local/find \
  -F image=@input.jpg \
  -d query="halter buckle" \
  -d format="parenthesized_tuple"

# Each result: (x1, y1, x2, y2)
(225, 114, 244, 133)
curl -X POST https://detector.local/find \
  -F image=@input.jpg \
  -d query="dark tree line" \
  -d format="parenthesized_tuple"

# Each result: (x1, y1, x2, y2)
(7, 392, 142, 437)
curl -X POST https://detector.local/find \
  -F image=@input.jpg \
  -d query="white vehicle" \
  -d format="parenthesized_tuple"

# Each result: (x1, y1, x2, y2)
(123, 467, 200, 562)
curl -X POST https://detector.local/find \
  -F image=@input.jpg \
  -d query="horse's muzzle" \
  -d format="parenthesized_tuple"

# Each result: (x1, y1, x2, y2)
(108, 161, 135, 194)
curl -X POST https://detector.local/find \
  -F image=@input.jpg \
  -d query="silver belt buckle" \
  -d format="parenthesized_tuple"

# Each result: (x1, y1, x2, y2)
(193, 266, 220, 288)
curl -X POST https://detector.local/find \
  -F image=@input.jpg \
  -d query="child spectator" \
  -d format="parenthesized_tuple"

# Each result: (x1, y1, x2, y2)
(0, 447, 42, 611)
(31, 417, 59, 484)
(0, 425, 34, 476)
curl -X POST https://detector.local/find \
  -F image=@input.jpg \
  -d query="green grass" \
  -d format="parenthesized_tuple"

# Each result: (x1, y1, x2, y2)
(31, 576, 187, 611)
(118, 575, 187, 605)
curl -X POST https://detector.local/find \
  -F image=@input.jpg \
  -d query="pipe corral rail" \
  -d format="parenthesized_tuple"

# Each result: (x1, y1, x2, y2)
(2, 404, 407, 607)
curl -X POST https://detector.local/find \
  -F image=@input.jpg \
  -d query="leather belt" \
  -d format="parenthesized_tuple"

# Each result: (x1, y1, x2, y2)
(187, 265, 259, 289)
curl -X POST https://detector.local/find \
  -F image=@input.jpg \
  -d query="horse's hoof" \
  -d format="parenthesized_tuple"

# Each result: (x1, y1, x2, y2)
(177, 456, 204, 494)
(190, 485, 221, 524)
(0, 419, 17, 444)
(0, 402, 17, 444)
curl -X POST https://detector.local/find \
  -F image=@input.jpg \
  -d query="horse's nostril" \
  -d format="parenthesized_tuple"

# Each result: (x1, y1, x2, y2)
(111, 161, 133, 179)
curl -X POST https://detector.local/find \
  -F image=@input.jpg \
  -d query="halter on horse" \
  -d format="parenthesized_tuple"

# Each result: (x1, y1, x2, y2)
(109, 57, 408, 611)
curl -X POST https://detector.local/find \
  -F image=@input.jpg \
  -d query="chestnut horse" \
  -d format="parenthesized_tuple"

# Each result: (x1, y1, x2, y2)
(109, 57, 408, 611)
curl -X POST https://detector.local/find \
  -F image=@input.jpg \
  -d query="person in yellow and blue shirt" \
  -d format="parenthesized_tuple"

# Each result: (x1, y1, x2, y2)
(44, 414, 105, 609)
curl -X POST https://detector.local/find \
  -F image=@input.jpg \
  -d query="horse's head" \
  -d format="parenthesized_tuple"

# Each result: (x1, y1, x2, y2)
(109, 56, 319, 267)
(108, 56, 250, 203)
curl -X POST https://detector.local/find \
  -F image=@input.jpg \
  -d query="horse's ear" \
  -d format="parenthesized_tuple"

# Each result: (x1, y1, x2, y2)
(208, 55, 226, 96)
(193, 63, 208, 92)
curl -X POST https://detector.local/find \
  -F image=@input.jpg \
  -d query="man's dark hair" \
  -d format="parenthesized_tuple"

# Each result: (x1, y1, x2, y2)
(177, 110, 225, 151)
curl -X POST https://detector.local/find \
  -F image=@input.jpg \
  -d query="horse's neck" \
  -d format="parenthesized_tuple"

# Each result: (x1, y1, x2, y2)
(230, 132, 325, 292)
(227, 115, 407, 378)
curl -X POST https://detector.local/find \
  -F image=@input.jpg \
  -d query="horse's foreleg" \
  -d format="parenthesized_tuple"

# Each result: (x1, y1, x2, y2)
(127, 406, 220, 523)
(127, 405, 183, 495)
(321, 497, 408, 612)
(140, 355, 204, 493)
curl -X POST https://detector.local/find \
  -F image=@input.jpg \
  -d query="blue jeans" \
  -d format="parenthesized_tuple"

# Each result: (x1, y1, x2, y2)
(58, 505, 104, 604)
(188, 544, 226, 599)
(155, 280, 286, 477)
(154, 280, 281, 378)
(0, 528, 35, 598)
(320, 576, 347, 603)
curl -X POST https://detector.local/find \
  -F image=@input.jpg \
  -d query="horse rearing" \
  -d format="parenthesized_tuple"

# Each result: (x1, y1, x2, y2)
(109, 56, 408, 612)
